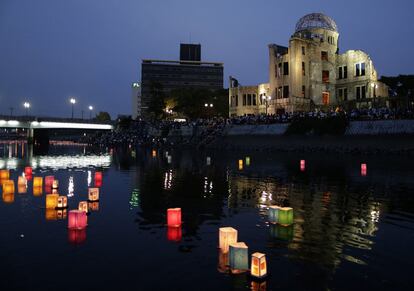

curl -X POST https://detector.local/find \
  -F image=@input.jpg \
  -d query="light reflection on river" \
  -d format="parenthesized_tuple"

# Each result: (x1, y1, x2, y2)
(0, 142, 414, 290)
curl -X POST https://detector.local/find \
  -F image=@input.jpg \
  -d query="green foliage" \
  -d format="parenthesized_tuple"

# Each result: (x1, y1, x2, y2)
(148, 81, 166, 119)
(117, 116, 132, 129)
(95, 111, 111, 122)
(285, 116, 348, 136)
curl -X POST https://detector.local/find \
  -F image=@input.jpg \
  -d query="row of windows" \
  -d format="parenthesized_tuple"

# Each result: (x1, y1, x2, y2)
(276, 86, 290, 99)
(242, 94, 257, 106)
(327, 36, 335, 45)
(338, 86, 367, 101)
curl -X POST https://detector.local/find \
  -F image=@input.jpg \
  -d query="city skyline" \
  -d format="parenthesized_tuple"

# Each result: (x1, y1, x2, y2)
(1, 0, 413, 117)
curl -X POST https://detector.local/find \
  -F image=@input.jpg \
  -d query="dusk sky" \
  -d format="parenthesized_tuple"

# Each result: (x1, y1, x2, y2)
(1, 0, 413, 118)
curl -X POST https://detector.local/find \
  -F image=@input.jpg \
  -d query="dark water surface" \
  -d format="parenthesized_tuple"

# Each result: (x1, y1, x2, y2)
(1, 143, 414, 290)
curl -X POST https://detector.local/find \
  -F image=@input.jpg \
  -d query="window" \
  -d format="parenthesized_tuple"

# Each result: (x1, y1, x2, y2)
(302, 85, 306, 98)
(322, 92, 330, 105)
(356, 86, 366, 100)
(321, 51, 328, 61)
(338, 88, 348, 101)
(302, 62, 305, 76)
(283, 62, 289, 75)
(247, 94, 252, 106)
(277, 87, 282, 99)
(235, 95, 238, 106)
(252, 94, 256, 106)
(344, 66, 348, 79)
(283, 86, 289, 98)
(339, 67, 343, 79)
(302, 46, 305, 55)
(322, 70, 330, 83)
(243, 94, 247, 106)
(259, 94, 263, 105)
(277, 63, 282, 78)
(356, 62, 366, 76)
(338, 66, 348, 79)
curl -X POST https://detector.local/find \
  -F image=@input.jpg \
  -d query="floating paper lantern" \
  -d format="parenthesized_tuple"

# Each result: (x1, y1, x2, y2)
(2, 192, 14, 204)
(2, 180, 15, 194)
(57, 209, 67, 219)
(217, 249, 229, 273)
(94, 171, 102, 182)
(167, 226, 182, 242)
(24, 166, 32, 176)
(45, 176, 54, 188)
(206, 156, 211, 166)
(229, 242, 249, 273)
(251, 252, 267, 279)
(45, 209, 57, 220)
(219, 227, 238, 253)
(57, 196, 67, 208)
(167, 208, 182, 227)
(0, 169, 10, 181)
(88, 201, 99, 212)
(238, 160, 243, 170)
(361, 163, 367, 176)
(245, 157, 251, 166)
(88, 188, 99, 201)
(18, 176, 27, 187)
(68, 228, 87, 245)
(68, 210, 88, 229)
(33, 177, 43, 188)
(270, 224, 294, 241)
(268, 206, 281, 224)
(300, 160, 305, 171)
(46, 194, 59, 209)
(33, 186, 43, 196)
(278, 207, 293, 226)
(78, 201, 88, 213)
(152, 150, 157, 157)
(95, 179, 102, 188)
(18, 185, 27, 194)
(52, 179, 59, 189)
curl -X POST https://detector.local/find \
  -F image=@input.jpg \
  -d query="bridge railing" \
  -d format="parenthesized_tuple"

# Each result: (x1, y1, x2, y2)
(0, 115, 113, 125)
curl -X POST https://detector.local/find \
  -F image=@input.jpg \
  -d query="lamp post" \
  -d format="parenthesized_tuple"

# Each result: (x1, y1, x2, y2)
(70, 98, 76, 119)
(88, 105, 93, 119)
(265, 96, 271, 115)
(23, 102, 30, 116)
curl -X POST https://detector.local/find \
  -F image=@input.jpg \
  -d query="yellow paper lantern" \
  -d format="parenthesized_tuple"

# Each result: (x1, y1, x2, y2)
(57, 196, 67, 208)
(0, 169, 10, 181)
(251, 252, 267, 279)
(88, 188, 99, 201)
(78, 201, 88, 213)
(2, 180, 15, 194)
(33, 186, 43, 196)
(2, 192, 14, 204)
(46, 194, 59, 209)
(18, 176, 27, 187)
(219, 227, 238, 253)
(238, 160, 243, 170)
(33, 177, 43, 188)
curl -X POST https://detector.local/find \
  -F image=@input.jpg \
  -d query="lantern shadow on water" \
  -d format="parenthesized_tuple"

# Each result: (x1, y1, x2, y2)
(33, 186, 43, 196)
(167, 208, 182, 227)
(251, 281, 267, 291)
(167, 226, 182, 242)
(217, 249, 230, 274)
(68, 210, 88, 229)
(2, 192, 14, 204)
(45, 209, 58, 221)
(251, 252, 267, 279)
(46, 194, 59, 209)
(219, 227, 238, 253)
(88, 201, 99, 212)
(88, 188, 99, 201)
(270, 224, 294, 241)
(229, 242, 249, 274)
(57, 209, 67, 219)
(68, 228, 87, 245)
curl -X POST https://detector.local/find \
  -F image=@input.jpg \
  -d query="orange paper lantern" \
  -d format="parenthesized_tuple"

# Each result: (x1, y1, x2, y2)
(2, 192, 14, 204)
(33, 186, 43, 196)
(78, 201, 88, 213)
(18, 176, 27, 187)
(33, 177, 43, 188)
(0, 169, 10, 181)
(2, 180, 15, 194)
(88, 188, 99, 201)
(167, 208, 182, 227)
(46, 194, 59, 209)
(251, 252, 267, 279)
(238, 160, 243, 170)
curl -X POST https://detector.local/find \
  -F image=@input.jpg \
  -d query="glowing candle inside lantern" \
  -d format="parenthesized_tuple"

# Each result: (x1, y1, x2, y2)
(167, 226, 182, 242)
(238, 160, 243, 170)
(52, 179, 59, 189)
(245, 157, 251, 166)
(229, 242, 249, 273)
(57, 196, 67, 208)
(24, 166, 32, 177)
(268, 205, 281, 224)
(57, 209, 67, 219)
(33, 177, 43, 188)
(88, 188, 99, 201)
(2, 180, 15, 194)
(78, 201, 88, 213)
(68, 228, 86, 245)
(361, 163, 367, 176)
(46, 194, 59, 209)
(251, 252, 267, 279)
(219, 227, 238, 253)
(167, 208, 182, 227)
(300, 159, 305, 171)
(278, 207, 294, 226)
(68, 210, 88, 229)
(45, 176, 54, 188)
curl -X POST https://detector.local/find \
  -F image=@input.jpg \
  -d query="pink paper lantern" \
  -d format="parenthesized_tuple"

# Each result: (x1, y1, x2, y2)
(68, 210, 88, 230)
(45, 176, 54, 188)
(361, 163, 367, 176)
(167, 208, 182, 227)
(300, 160, 305, 172)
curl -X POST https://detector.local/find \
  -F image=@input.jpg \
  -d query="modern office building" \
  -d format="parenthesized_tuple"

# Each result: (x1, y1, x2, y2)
(229, 13, 389, 116)
(141, 44, 223, 117)
(131, 82, 141, 119)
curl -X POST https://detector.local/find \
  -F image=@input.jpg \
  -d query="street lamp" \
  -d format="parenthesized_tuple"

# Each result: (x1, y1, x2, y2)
(265, 96, 271, 115)
(88, 105, 94, 119)
(23, 102, 30, 116)
(70, 98, 76, 119)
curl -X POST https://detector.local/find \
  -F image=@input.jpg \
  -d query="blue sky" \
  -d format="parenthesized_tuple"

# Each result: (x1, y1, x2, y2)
(0, 0, 413, 117)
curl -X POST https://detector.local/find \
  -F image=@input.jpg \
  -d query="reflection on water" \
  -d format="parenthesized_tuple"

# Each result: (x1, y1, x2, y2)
(1, 143, 414, 290)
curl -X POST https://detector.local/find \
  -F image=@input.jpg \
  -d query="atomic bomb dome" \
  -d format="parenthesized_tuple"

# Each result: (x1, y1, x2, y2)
(295, 13, 338, 33)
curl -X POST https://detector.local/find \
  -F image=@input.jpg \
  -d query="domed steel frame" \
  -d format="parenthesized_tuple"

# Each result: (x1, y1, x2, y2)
(295, 13, 338, 33)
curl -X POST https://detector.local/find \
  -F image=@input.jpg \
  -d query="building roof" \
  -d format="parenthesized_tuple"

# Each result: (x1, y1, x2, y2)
(295, 13, 338, 33)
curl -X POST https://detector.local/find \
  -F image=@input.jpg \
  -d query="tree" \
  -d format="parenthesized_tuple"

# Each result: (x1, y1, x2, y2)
(148, 81, 166, 119)
(95, 111, 111, 122)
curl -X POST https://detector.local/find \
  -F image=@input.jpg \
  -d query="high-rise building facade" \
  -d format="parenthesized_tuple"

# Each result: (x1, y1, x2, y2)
(131, 82, 141, 119)
(229, 13, 389, 116)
